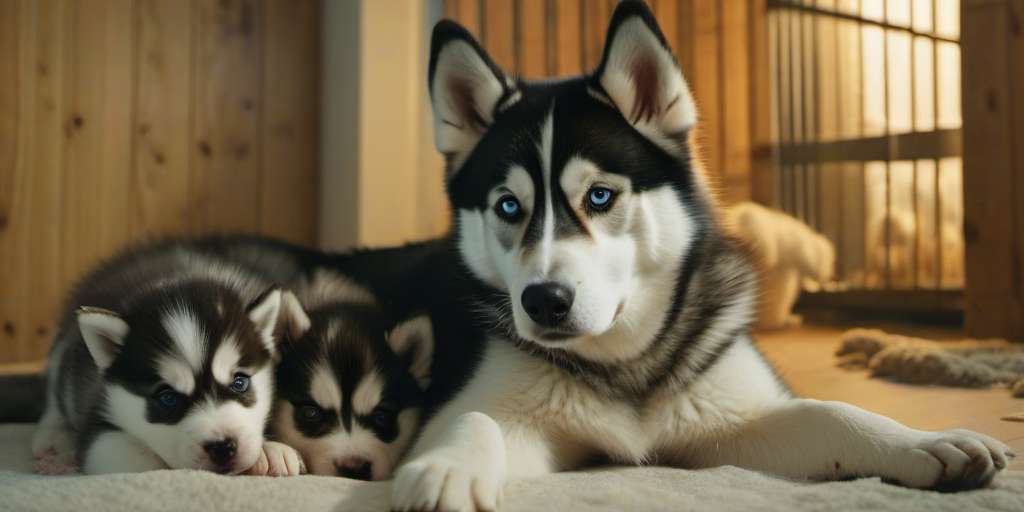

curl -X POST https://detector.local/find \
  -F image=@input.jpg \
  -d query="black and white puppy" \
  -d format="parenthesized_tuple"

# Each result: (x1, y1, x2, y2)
(269, 271, 433, 480)
(32, 240, 297, 475)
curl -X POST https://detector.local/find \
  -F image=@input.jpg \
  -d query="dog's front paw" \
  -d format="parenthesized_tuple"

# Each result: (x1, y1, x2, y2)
(892, 429, 1013, 490)
(246, 441, 306, 477)
(391, 454, 502, 512)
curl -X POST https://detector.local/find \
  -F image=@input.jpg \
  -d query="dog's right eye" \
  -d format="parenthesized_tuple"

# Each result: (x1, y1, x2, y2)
(494, 194, 523, 222)
(297, 403, 324, 423)
(153, 387, 182, 410)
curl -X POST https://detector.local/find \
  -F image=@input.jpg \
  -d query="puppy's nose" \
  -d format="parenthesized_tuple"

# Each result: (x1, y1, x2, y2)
(203, 438, 237, 468)
(521, 282, 574, 327)
(335, 457, 372, 480)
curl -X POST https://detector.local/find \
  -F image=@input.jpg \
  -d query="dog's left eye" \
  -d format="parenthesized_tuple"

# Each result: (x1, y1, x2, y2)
(229, 373, 250, 393)
(586, 187, 615, 211)
(494, 194, 523, 222)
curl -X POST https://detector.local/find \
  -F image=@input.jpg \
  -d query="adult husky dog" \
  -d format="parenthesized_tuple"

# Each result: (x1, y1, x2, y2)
(390, 2, 1012, 510)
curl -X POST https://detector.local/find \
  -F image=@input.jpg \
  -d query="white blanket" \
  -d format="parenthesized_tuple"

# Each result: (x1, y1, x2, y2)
(1, 424, 1021, 512)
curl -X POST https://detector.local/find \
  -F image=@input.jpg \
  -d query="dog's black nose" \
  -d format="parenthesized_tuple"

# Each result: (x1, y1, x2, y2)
(521, 283, 574, 327)
(335, 457, 373, 480)
(203, 438, 237, 467)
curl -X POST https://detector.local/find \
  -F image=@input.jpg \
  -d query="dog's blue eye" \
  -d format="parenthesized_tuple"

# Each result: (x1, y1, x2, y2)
(155, 388, 181, 409)
(587, 187, 614, 209)
(495, 195, 522, 220)
(369, 408, 396, 429)
(230, 374, 250, 393)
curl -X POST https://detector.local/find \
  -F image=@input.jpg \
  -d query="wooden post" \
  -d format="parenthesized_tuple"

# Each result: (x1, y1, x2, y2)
(962, 0, 1024, 341)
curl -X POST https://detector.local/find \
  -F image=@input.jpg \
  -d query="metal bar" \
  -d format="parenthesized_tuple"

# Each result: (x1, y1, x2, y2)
(910, 0, 919, 289)
(798, 289, 964, 315)
(766, 0, 959, 44)
(834, 11, 845, 281)
(859, 0, 868, 290)
(932, 0, 943, 290)
(774, 128, 963, 164)
(800, 9, 811, 224)
(883, 0, 892, 290)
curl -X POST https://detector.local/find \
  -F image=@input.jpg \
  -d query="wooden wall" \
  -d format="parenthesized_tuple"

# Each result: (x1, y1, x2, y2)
(0, 0, 321, 363)
(441, 0, 764, 204)
(962, 0, 1024, 341)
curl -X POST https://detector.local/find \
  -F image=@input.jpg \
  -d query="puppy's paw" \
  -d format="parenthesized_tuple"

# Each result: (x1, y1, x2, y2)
(892, 429, 1012, 490)
(391, 454, 502, 512)
(31, 425, 74, 462)
(246, 441, 306, 477)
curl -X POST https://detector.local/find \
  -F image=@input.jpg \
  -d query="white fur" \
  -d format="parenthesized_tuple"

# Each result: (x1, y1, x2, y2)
(102, 367, 273, 473)
(726, 201, 835, 330)
(272, 400, 419, 480)
(248, 290, 283, 355)
(430, 39, 507, 172)
(78, 309, 129, 371)
(309, 365, 343, 411)
(352, 372, 385, 416)
(83, 430, 167, 474)
(211, 337, 242, 386)
(387, 315, 435, 389)
(156, 355, 196, 396)
(161, 308, 207, 373)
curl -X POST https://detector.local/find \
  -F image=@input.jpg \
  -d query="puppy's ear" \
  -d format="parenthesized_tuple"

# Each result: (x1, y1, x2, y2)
(591, 1, 697, 140)
(247, 287, 283, 355)
(428, 19, 514, 177)
(386, 314, 434, 389)
(276, 290, 312, 343)
(77, 307, 129, 371)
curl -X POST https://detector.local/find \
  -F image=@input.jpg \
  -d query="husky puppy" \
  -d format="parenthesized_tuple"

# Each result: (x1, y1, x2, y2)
(386, 3, 1013, 510)
(32, 240, 295, 475)
(726, 201, 835, 330)
(268, 272, 433, 480)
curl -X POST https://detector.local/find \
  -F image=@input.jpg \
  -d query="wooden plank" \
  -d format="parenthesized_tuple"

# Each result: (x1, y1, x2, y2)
(654, 0, 679, 58)
(962, 0, 1022, 340)
(554, 0, 582, 76)
(260, 0, 318, 245)
(749, 0, 774, 205)
(456, 0, 480, 37)
(518, 0, 547, 78)
(0, 0, 24, 362)
(1012, 0, 1024, 341)
(483, 0, 515, 71)
(691, 0, 722, 194)
(134, 0, 193, 238)
(24, 0, 67, 361)
(720, 0, 750, 203)
(582, 0, 612, 70)
(192, 0, 264, 234)
(97, 0, 135, 253)
(675, 0, 695, 79)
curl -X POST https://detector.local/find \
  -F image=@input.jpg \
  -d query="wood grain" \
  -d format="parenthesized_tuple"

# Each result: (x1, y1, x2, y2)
(518, 0, 548, 78)
(260, 0, 318, 245)
(134, 0, 193, 238)
(192, 0, 264, 233)
(483, 0, 515, 71)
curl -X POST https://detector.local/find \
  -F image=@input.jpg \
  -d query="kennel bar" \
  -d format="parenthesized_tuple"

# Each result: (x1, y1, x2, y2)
(766, 0, 964, 318)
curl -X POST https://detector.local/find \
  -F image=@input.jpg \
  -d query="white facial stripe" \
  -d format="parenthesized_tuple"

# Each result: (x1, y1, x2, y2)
(156, 356, 195, 395)
(352, 372, 384, 416)
(211, 337, 242, 385)
(309, 364, 342, 411)
(537, 107, 556, 274)
(161, 308, 206, 373)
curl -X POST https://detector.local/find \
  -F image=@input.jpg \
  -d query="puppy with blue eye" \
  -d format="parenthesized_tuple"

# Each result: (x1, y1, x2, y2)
(31, 239, 303, 475)
(267, 271, 433, 480)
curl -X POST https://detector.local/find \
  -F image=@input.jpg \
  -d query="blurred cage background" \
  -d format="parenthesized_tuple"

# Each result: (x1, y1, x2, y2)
(768, 0, 965, 315)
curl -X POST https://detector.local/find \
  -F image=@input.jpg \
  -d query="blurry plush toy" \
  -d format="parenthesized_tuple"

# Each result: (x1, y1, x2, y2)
(726, 202, 835, 330)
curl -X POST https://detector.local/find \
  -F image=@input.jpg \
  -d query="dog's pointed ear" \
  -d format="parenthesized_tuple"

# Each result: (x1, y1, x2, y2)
(386, 314, 434, 389)
(77, 307, 129, 371)
(247, 288, 284, 355)
(428, 19, 514, 176)
(592, 0, 697, 138)
(276, 290, 312, 342)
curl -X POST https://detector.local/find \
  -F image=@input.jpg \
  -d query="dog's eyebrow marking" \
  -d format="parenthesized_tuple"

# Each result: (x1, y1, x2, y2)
(156, 355, 196, 395)
(352, 371, 384, 416)
(162, 307, 206, 373)
(211, 337, 241, 385)
(309, 364, 342, 411)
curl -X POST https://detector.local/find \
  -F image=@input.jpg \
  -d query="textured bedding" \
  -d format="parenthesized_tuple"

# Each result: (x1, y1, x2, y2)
(1, 424, 1022, 511)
